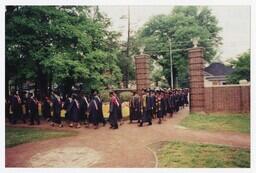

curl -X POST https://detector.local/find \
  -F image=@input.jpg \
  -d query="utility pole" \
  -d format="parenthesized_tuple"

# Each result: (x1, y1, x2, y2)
(168, 37, 174, 89)
(125, 6, 130, 88)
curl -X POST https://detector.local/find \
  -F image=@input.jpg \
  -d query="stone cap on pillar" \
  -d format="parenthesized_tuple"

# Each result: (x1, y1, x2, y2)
(134, 54, 150, 58)
(187, 47, 204, 52)
(187, 47, 204, 59)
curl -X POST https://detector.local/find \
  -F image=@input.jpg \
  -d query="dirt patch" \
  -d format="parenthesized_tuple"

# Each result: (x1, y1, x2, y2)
(28, 146, 101, 167)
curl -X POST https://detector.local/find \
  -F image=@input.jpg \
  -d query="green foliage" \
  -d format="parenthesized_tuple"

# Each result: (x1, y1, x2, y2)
(6, 127, 78, 147)
(116, 36, 139, 86)
(100, 90, 110, 102)
(180, 113, 250, 133)
(157, 141, 250, 168)
(227, 50, 250, 84)
(6, 6, 122, 96)
(119, 91, 133, 102)
(136, 6, 222, 87)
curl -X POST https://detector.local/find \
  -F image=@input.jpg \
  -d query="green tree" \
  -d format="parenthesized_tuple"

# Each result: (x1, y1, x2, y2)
(136, 6, 222, 87)
(6, 6, 122, 97)
(227, 51, 250, 84)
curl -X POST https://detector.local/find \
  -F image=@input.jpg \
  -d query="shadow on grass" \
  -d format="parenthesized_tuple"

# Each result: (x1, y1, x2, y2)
(6, 127, 78, 148)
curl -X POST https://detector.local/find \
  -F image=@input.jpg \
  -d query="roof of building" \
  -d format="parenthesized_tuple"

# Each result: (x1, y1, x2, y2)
(204, 62, 234, 76)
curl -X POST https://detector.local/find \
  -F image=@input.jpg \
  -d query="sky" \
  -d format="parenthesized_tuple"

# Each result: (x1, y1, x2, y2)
(99, 6, 250, 62)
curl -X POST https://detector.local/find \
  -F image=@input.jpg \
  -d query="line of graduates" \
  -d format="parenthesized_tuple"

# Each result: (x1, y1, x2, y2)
(6, 90, 41, 125)
(6, 88, 188, 130)
(6, 89, 124, 130)
(129, 88, 189, 126)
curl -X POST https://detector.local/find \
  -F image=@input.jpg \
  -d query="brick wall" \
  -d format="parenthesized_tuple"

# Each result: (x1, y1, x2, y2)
(135, 54, 150, 95)
(204, 85, 250, 113)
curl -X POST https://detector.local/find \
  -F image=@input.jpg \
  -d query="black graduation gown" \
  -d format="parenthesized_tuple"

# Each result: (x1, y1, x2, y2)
(42, 99, 51, 119)
(52, 96, 62, 124)
(69, 99, 80, 122)
(28, 97, 40, 124)
(152, 95, 156, 116)
(156, 96, 163, 118)
(174, 94, 179, 112)
(162, 96, 168, 116)
(79, 96, 88, 122)
(88, 98, 101, 125)
(94, 96, 106, 124)
(116, 96, 123, 121)
(10, 95, 22, 123)
(63, 97, 72, 121)
(129, 95, 141, 121)
(109, 97, 118, 128)
(169, 95, 175, 113)
(141, 95, 152, 123)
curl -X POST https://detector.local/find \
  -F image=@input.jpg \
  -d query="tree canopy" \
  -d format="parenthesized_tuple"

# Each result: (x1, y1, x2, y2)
(135, 6, 222, 87)
(227, 50, 250, 84)
(6, 6, 122, 97)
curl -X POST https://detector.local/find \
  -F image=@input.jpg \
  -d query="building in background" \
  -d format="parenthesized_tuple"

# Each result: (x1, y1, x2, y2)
(204, 62, 234, 86)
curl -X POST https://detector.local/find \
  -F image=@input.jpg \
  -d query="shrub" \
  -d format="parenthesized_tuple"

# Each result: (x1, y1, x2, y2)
(119, 91, 133, 102)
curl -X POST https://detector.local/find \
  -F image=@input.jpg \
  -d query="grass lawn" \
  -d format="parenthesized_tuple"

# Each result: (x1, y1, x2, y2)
(180, 113, 250, 133)
(6, 127, 78, 148)
(157, 141, 250, 168)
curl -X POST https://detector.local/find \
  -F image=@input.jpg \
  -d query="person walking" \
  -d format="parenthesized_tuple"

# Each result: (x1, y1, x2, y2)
(28, 92, 40, 125)
(109, 91, 119, 129)
(51, 91, 63, 128)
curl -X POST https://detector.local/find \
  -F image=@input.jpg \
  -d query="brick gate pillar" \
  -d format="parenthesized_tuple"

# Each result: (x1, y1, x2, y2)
(135, 54, 150, 95)
(188, 47, 205, 113)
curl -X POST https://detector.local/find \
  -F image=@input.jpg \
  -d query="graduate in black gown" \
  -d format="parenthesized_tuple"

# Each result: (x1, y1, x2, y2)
(169, 91, 175, 118)
(139, 89, 153, 127)
(69, 94, 81, 128)
(42, 96, 51, 121)
(51, 91, 63, 128)
(94, 91, 106, 126)
(151, 89, 157, 119)
(109, 91, 119, 129)
(88, 90, 101, 129)
(114, 92, 123, 125)
(28, 92, 40, 125)
(10, 90, 24, 124)
(63, 94, 72, 123)
(155, 90, 163, 124)
(129, 91, 141, 123)
(79, 93, 89, 125)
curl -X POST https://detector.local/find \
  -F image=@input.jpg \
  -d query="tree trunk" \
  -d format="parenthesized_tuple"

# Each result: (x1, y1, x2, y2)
(36, 64, 48, 100)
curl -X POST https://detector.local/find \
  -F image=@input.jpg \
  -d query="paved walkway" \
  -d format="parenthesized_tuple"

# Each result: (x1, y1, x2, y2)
(6, 107, 250, 167)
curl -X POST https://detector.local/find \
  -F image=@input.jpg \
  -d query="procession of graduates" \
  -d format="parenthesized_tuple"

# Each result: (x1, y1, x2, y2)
(129, 88, 189, 126)
(6, 87, 189, 130)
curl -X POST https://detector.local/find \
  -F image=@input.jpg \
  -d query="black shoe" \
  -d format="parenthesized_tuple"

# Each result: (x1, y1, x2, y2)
(138, 123, 143, 127)
(29, 123, 34, 125)
(148, 122, 152, 126)
(113, 126, 118, 129)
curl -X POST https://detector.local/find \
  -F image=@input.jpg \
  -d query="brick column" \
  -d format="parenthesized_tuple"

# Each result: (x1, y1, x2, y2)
(135, 54, 150, 95)
(188, 47, 205, 113)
